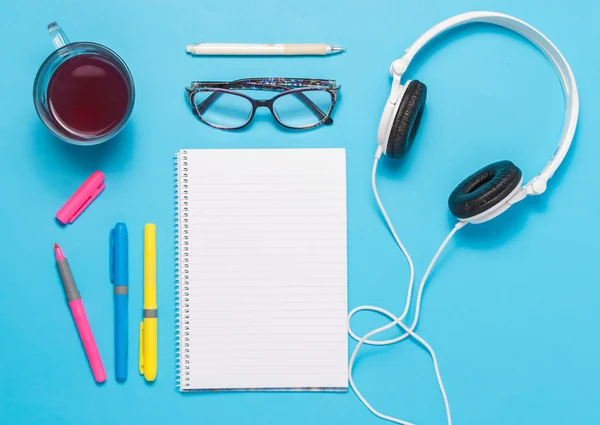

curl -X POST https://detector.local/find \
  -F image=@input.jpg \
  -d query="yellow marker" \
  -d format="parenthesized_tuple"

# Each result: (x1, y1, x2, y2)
(140, 224, 157, 381)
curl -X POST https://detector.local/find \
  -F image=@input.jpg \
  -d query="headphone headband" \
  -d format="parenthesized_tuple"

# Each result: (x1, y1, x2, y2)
(392, 11, 579, 199)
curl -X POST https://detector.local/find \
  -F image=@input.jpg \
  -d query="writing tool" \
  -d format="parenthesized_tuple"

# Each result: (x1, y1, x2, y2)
(140, 224, 158, 381)
(186, 43, 346, 56)
(110, 223, 128, 381)
(54, 243, 106, 383)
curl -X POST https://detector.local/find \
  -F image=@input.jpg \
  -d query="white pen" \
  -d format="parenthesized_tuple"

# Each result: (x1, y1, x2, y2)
(185, 43, 346, 56)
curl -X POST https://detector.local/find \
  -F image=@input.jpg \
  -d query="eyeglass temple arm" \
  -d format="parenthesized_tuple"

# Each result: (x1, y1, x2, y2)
(194, 86, 333, 124)
(293, 91, 333, 124)
(195, 91, 221, 115)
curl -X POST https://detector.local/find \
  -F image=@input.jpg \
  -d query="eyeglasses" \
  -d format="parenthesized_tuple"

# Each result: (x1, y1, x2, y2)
(186, 78, 340, 130)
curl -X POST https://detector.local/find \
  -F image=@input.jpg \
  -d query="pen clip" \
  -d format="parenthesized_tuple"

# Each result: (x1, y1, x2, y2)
(110, 228, 115, 283)
(69, 182, 106, 224)
(139, 321, 144, 375)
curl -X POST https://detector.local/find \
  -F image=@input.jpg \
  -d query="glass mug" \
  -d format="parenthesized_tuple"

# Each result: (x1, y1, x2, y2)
(33, 23, 135, 145)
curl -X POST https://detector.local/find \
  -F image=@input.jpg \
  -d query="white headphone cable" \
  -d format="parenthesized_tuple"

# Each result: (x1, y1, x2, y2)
(347, 145, 467, 425)
(349, 145, 417, 344)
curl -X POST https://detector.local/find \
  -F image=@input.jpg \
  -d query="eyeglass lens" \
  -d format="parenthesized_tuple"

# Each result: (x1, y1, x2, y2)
(272, 90, 333, 128)
(193, 91, 253, 129)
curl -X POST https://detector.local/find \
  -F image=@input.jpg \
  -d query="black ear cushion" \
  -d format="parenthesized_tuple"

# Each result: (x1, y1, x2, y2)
(448, 160, 523, 219)
(386, 80, 427, 159)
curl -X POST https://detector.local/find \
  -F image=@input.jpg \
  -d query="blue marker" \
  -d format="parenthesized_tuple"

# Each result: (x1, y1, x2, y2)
(110, 223, 129, 381)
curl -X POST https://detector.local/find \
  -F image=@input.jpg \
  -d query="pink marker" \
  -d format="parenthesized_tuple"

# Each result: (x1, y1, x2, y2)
(54, 243, 106, 383)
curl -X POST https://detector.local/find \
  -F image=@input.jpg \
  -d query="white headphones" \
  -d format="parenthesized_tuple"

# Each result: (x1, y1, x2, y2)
(376, 11, 578, 224)
(348, 11, 579, 425)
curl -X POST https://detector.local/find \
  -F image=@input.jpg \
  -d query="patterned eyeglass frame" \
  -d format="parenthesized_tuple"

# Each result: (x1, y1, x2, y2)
(185, 78, 340, 130)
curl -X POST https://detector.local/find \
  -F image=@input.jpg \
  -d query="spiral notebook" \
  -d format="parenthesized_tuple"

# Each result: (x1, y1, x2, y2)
(175, 148, 348, 392)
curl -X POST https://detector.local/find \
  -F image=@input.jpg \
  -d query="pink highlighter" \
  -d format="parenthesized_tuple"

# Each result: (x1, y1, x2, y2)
(54, 243, 106, 383)
(56, 171, 106, 225)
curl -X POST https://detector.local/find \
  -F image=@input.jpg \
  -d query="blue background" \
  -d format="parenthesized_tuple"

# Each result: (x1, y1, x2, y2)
(0, 0, 598, 424)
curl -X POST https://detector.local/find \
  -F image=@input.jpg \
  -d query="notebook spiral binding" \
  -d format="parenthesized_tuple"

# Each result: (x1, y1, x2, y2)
(174, 151, 190, 390)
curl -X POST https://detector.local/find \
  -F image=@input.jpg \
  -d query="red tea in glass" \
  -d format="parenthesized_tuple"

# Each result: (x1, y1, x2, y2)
(34, 23, 135, 145)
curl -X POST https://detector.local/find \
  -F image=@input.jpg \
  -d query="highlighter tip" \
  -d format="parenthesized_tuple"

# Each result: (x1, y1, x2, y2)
(54, 243, 65, 260)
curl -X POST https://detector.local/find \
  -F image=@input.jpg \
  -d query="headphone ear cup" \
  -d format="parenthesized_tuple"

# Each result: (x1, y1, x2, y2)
(448, 160, 523, 219)
(386, 80, 427, 159)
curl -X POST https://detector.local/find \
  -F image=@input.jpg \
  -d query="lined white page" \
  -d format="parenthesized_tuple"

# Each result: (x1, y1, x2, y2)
(178, 148, 348, 391)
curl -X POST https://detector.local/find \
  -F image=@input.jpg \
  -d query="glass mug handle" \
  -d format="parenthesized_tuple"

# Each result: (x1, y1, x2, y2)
(48, 22, 70, 49)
